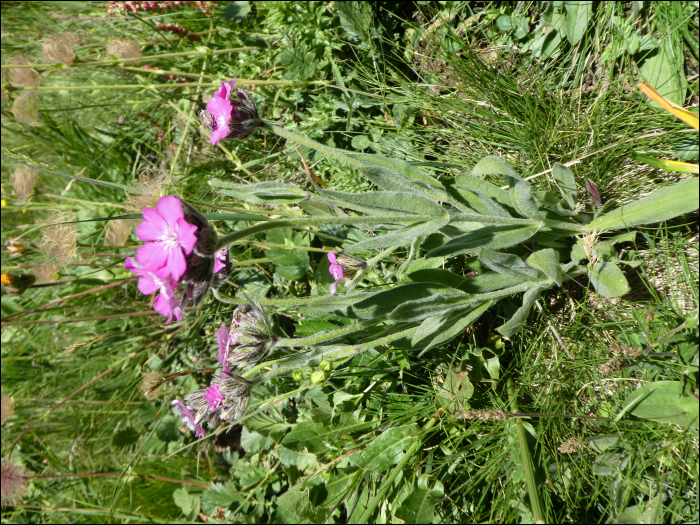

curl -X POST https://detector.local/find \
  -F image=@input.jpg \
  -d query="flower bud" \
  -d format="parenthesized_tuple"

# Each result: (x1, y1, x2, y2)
(310, 370, 326, 385)
(292, 369, 304, 381)
(319, 360, 333, 372)
(1, 272, 35, 295)
(179, 200, 219, 306)
(200, 80, 263, 145)
(225, 302, 275, 369)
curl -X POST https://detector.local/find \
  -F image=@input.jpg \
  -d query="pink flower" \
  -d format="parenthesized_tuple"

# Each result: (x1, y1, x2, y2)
(125, 256, 183, 323)
(171, 400, 206, 438)
(135, 196, 198, 281)
(327, 251, 344, 295)
(216, 321, 239, 373)
(203, 384, 225, 411)
(205, 80, 235, 145)
(213, 248, 227, 274)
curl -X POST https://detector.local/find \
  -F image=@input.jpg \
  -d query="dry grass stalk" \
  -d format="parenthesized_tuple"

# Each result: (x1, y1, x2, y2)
(139, 371, 163, 400)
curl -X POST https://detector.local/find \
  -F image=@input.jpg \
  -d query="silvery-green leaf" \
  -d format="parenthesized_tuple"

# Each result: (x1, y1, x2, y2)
(454, 174, 513, 207)
(586, 177, 698, 232)
(389, 293, 471, 323)
(570, 244, 587, 265)
(478, 248, 540, 281)
(408, 268, 467, 288)
(497, 283, 551, 337)
(413, 301, 493, 354)
(345, 213, 449, 253)
(552, 162, 578, 210)
(504, 174, 541, 220)
(458, 272, 525, 293)
(320, 190, 444, 217)
(589, 262, 630, 297)
(471, 156, 520, 178)
(426, 224, 541, 257)
(345, 151, 445, 189)
(526, 248, 562, 286)
(209, 180, 307, 204)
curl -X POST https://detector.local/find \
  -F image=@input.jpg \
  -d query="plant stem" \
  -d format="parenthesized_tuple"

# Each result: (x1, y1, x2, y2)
(507, 378, 546, 523)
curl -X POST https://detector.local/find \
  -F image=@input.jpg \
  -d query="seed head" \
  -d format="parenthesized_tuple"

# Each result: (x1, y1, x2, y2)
(104, 219, 131, 246)
(10, 166, 39, 203)
(139, 371, 163, 400)
(1, 460, 28, 507)
(1, 394, 15, 425)
(8, 55, 41, 87)
(40, 210, 80, 263)
(455, 409, 508, 421)
(12, 91, 41, 127)
(558, 437, 586, 454)
(125, 169, 168, 214)
(106, 39, 142, 64)
(33, 262, 60, 283)
(42, 32, 79, 65)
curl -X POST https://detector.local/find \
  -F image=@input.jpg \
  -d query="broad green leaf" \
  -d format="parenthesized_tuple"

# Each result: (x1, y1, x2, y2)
(458, 271, 525, 293)
(112, 426, 140, 448)
(620, 381, 699, 428)
(564, 1, 592, 45)
(640, 38, 687, 106)
(589, 262, 630, 297)
(462, 187, 512, 217)
(357, 165, 447, 202)
(201, 482, 243, 514)
(309, 467, 359, 507)
(209, 180, 308, 204)
(471, 155, 519, 178)
(346, 151, 445, 189)
(350, 283, 461, 320)
(407, 268, 466, 288)
(243, 413, 292, 442)
(478, 248, 540, 281)
(173, 488, 193, 515)
(586, 177, 699, 232)
(267, 228, 309, 281)
(395, 478, 444, 524)
(413, 302, 493, 354)
(320, 190, 445, 217)
(454, 174, 513, 207)
(277, 482, 320, 522)
(426, 224, 541, 257)
(344, 213, 449, 253)
(389, 293, 471, 323)
(497, 283, 551, 337)
(281, 421, 372, 454)
(351, 135, 370, 150)
(552, 162, 578, 209)
(156, 415, 181, 442)
(355, 425, 418, 472)
(526, 248, 562, 286)
(505, 174, 541, 219)
(570, 244, 587, 265)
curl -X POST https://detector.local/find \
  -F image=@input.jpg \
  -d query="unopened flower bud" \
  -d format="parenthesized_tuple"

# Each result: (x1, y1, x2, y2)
(179, 200, 219, 306)
(292, 369, 304, 381)
(224, 302, 275, 369)
(319, 360, 333, 372)
(310, 370, 326, 385)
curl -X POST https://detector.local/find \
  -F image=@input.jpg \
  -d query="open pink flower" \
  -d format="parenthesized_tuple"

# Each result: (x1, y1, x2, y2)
(203, 384, 225, 411)
(135, 196, 198, 281)
(125, 256, 183, 323)
(205, 80, 235, 145)
(172, 400, 206, 438)
(327, 251, 344, 295)
(213, 248, 227, 274)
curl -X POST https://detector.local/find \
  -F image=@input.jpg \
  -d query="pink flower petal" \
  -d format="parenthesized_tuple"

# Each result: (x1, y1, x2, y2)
(136, 208, 168, 242)
(135, 242, 168, 273)
(329, 263, 343, 281)
(329, 281, 338, 296)
(213, 248, 227, 273)
(176, 217, 198, 255)
(204, 384, 224, 411)
(166, 246, 187, 281)
(155, 196, 185, 228)
(327, 251, 337, 264)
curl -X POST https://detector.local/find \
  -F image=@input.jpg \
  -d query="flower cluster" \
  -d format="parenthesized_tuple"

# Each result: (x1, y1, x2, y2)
(155, 22, 201, 41)
(200, 80, 263, 145)
(327, 251, 367, 295)
(107, 1, 218, 16)
(217, 302, 274, 371)
(125, 196, 228, 322)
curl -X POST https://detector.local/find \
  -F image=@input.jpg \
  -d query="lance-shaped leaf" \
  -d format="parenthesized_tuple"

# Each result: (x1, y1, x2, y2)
(552, 162, 578, 210)
(395, 477, 444, 524)
(589, 262, 630, 297)
(389, 293, 472, 323)
(505, 174, 541, 219)
(309, 467, 359, 508)
(458, 272, 525, 293)
(497, 282, 551, 337)
(619, 380, 699, 429)
(209, 180, 308, 204)
(350, 282, 460, 319)
(344, 212, 449, 253)
(471, 155, 520, 178)
(357, 166, 448, 203)
(526, 248, 562, 286)
(412, 301, 492, 353)
(455, 174, 514, 207)
(354, 424, 419, 472)
(426, 224, 541, 257)
(320, 190, 445, 217)
(408, 268, 467, 289)
(281, 421, 372, 454)
(586, 177, 699, 232)
(460, 187, 512, 217)
(345, 151, 445, 189)
(478, 248, 540, 281)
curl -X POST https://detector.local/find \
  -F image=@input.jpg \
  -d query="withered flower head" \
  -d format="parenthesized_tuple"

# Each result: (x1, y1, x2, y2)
(10, 167, 39, 203)
(224, 301, 275, 369)
(40, 210, 80, 263)
(8, 55, 41, 88)
(184, 372, 252, 433)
